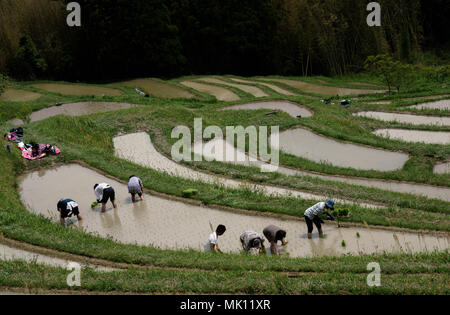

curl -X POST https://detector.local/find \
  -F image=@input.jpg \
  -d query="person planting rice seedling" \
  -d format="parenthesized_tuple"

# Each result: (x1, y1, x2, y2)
(204, 224, 226, 253)
(57, 198, 82, 226)
(304, 199, 335, 239)
(128, 175, 144, 202)
(263, 225, 287, 256)
(240, 230, 266, 255)
(94, 183, 117, 212)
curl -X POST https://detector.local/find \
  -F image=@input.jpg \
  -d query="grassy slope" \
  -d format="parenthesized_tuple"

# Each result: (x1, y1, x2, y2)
(0, 75, 449, 293)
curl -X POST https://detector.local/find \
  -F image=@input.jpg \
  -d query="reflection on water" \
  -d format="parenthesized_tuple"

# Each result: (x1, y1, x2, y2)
(18, 164, 449, 258)
(272, 128, 409, 171)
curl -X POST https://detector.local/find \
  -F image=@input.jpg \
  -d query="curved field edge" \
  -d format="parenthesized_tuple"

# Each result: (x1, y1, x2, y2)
(0, 135, 448, 275)
(22, 114, 450, 230)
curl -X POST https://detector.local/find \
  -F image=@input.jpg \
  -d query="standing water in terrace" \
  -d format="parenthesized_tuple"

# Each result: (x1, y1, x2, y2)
(18, 164, 449, 257)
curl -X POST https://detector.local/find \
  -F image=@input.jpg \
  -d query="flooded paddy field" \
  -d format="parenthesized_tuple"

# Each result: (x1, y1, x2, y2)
(114, 79, 196, 99)
(113, 132, 377, 207)
(0, 88, 42, 102)
(180, 81, 240, 101)
(354, 111, 450, 126)
(198, 77, 269, 97)
(10, 102, 138, 125)
(220, 100, 313, 118)
(272, 128, 409, 171)
(18, 164, 449, 258)
(434, 162, 450, 175)
(0, 243, 113, 271)
(373, 129, 450, 145)
(198, 137, 450, 202)
(408, 99, 450, 111)
(229, 78, 297, 96)
(257, 78, 386, 96)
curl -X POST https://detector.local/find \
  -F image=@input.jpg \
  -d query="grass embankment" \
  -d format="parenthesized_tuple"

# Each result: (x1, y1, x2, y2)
(1, 257, 449, 294)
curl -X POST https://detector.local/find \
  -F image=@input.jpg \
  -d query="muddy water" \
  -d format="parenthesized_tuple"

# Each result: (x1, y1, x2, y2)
(408, 99, 450, 111)
(18, 164, 449, 257)
(113, 132, 378, 207)
(374, 129, 450, 145)
(199, 77, 268, 97)
(258, 78, 386, 96)
(272, 128, 409, 171)
(220, 101, 313, 118)
(366, 96, 450, 106)
(10, 102, 137, 126)
(230, 78, 297, 96)
(355, 111, 450, 126)
(200, 138, 450, 202)
(114, 79, 195, 99)
(0, 243, 113, 271)
(181, 81, 240, 101)
(0, 88, 42, 102)
(434, 162, 450, 175)
(30, 83, 123, 96)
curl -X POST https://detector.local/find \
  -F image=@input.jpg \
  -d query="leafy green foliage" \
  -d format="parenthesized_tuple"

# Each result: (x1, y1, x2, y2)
(8, 35, 47, 80)
(364, 55, 416, 92)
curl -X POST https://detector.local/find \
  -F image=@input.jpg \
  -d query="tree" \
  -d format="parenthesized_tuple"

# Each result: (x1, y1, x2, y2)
(0, 73, 8, 96)
(8, 35, 47, 80)
(364, 54, 416, 92)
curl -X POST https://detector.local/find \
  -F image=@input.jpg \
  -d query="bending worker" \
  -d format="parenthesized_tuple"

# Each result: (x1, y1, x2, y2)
(263, 224, 287, 256)
(57, 198, 82, 226)
(240, 230, 266, 254)
(204, 224, 226, 253)
(304, 199, 335, 239)
(94, 183, 117, 212)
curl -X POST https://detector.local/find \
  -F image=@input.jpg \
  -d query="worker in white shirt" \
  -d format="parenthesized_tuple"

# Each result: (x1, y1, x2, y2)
(304, 199, 335, 239)
(204, 224, 226, 253)
(94, 183, 117, 212)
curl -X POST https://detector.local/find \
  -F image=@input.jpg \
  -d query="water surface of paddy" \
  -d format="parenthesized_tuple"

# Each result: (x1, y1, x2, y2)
(272, 128, 409, 171)
(0, 88, 42, 102)
(18, 164, 448, 257)
(230, 78, 297, 96)
(181, 81, 240, 101)
(258, 78, 386, 96)
(10, 102, 137, 125)
(220, 101, 312, 118)
(374, 129, 450, 144)
(355, 111, 450, 126)
(199, 77, 268, 97)
(114, 79, 195, 98)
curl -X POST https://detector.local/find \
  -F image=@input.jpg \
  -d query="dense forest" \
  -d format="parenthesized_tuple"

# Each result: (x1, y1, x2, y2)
(0, 0, 448, 81)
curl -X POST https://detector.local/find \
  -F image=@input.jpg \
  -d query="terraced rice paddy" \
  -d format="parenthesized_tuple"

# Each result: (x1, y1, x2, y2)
(114, 79, 196, 99)
(258, 78, 386, 96)
(29, 83, 123, 96)
(18, 164, 449, 257)
(373, 129, 450, 145)
(10, 102, 137, 125)
(229, 78, 297, 95)
(113, 132, 377, 207)
(198, 77, 269, 97)
(0, 88, 41, 102)
(180, 80, 240, 101)
(220, 101, 313, 118)
(272, 128, 409, 171)
(355, 111, 450, 126)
